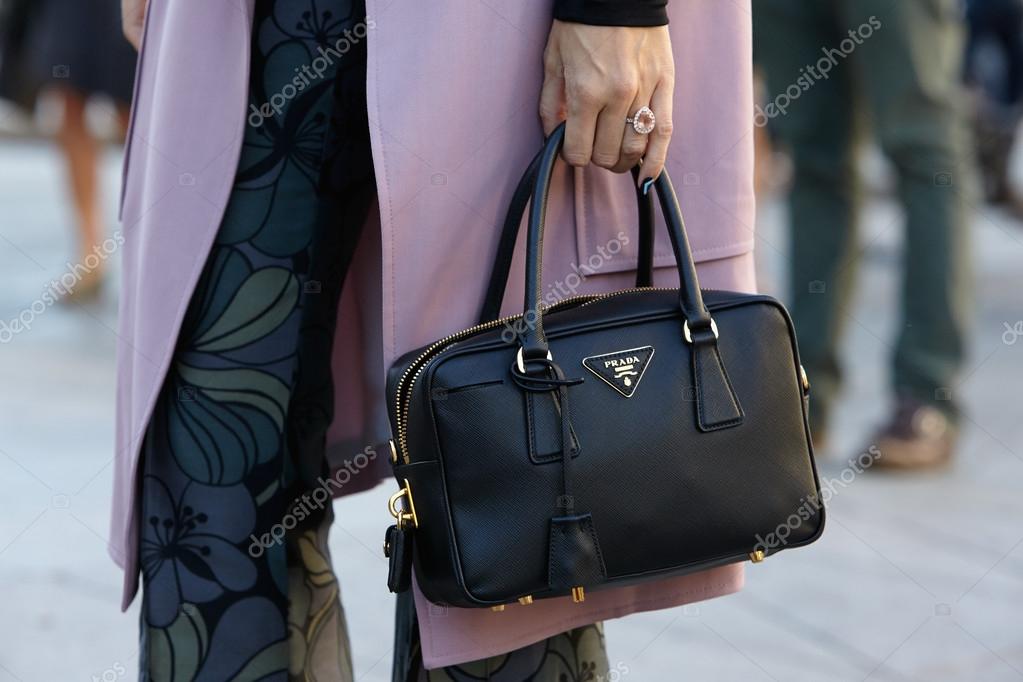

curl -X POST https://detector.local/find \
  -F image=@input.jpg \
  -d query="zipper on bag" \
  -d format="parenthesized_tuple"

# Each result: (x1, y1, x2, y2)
(393, 286, 679, 463)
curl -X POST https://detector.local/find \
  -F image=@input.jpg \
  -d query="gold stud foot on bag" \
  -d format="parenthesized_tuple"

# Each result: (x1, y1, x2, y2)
(749, 549, 766, 563)
(518, 595, 534, 605)
(491, 605, 506, 612)
(571, 586, 586, 603)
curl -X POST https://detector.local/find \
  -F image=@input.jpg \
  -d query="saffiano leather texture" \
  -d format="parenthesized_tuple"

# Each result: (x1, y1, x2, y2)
(384, 124, 825, 607)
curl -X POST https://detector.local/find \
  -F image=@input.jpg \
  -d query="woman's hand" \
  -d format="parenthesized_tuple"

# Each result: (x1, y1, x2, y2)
(540, 20, 675, 185)
(121, 0, 148, 50)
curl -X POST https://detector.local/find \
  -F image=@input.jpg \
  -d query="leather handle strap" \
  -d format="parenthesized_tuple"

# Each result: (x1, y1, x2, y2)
(479, 148, 543, 324)
(632, 164, 655, 289)
(520, 122, 715, 363)
(479, 148, 655, 324)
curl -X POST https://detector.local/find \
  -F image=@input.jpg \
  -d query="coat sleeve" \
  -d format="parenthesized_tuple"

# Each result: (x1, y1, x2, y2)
(553, 0, 668, 26)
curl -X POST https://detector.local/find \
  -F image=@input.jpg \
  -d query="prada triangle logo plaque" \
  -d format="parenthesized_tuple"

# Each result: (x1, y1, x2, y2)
(582, 346, 655, 398)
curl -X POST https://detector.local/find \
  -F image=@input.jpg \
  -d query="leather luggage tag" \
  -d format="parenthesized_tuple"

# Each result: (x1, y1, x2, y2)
(384, 524, 413, 593)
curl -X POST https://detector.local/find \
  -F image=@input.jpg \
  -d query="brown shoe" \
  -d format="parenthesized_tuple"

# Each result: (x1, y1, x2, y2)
(58, 268, 104, 305)
(809, 426, 828, 455)
(866, 398, 956, 471)
(996, 187, 1023, 224)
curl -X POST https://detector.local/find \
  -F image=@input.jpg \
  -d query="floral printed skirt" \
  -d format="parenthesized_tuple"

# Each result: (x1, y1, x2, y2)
(135, 0, 609, 680)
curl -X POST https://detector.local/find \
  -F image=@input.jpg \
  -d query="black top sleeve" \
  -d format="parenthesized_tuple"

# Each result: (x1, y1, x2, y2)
(553, 0, 669, 27)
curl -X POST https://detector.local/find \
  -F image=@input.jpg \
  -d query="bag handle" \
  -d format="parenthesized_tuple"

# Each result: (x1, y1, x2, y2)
(478, 148, 654, 324)
(517, 122, 718, 368)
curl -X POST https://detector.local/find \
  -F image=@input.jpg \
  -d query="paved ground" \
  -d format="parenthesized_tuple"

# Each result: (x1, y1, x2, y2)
(0, 138, 1021, 681)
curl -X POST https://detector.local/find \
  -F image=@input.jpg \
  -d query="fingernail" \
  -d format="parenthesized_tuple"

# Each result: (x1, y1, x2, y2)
(641, 177, 655, 195)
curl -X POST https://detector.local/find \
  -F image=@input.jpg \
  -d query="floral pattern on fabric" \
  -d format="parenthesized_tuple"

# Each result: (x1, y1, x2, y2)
(140, 477, 257, 628)
(137, 0, 610, 679)
(138, 0, 360, 679)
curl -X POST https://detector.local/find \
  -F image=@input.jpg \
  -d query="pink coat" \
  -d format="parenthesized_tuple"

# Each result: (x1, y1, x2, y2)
(112, 0, 756, 668)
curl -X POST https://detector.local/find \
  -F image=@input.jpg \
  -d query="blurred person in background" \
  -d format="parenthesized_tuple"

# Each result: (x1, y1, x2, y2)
(754, 1, 973, 469)
(965, 0, 1023, 215)
(0, 0, 135, 302)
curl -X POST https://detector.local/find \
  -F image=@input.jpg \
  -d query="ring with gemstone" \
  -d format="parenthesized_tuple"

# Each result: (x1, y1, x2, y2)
(626, 106, 656, 135)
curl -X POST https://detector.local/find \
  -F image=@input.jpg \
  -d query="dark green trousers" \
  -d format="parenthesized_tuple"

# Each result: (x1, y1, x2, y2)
(754, 0, 973, 429)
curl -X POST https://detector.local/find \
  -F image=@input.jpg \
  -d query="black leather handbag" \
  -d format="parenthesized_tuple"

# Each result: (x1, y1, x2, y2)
(383, 123, 824, 609)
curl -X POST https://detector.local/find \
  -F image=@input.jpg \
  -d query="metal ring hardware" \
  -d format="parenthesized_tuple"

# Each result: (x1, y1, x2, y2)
(515, 347, 553, 373)
(388, 478, 419, 530)
(683, 318, 719, 344)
